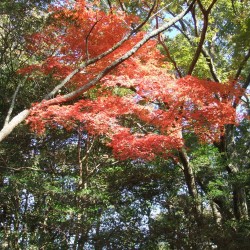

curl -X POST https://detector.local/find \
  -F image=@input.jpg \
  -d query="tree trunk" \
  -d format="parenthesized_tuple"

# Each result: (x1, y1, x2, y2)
(178, 149, 202, 225)
(215, 126, 249, 221)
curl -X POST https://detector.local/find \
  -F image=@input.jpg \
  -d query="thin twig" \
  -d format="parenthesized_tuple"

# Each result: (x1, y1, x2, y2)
(4, 83, 22, 126)
(0, 166, 45, 172)
(85, 17, 103, 61)
(148, 2, 172, 21)
(156, 16, 182, 77)
(4, 76, 29, 126)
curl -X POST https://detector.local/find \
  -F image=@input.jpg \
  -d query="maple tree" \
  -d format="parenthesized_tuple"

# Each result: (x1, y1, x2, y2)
(0, 0, 195, 142)
(15, 0, 243, 161)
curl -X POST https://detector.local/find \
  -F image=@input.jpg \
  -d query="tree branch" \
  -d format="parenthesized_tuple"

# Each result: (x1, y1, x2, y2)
(201, 47, 221, 82)
(234, 48, 250, 80)
(0, 109, 30, 142)
(187, 15, 208, 74)
(117, 0, 126, 12)
(0, 166, 45, 172)
(188, 0, 217, 75)
(155, 15, 182, 77)
(4, 82, 22, 127)
(85, 17, 103, 61)
(172, 23, 220, 81)
(243, 70, 250, 90)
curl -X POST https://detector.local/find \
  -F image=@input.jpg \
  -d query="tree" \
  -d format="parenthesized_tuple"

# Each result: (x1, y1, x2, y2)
(0, 0, 195, 142)
(0, 0, 249, 249)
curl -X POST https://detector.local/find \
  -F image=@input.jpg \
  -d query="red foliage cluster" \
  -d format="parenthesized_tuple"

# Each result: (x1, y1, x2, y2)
(20, 0, 144, 84)
(23, 0, 242, 160)
(27, 73, 241, 160)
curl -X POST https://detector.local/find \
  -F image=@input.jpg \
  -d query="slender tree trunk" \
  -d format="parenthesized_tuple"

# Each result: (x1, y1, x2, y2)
(215, 126, 249, 221)
(178, 149, 202, 225)
(233, 186, 248, 220)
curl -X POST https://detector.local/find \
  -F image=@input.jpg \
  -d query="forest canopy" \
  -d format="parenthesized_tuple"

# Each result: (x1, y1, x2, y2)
(0, 0, 249, 249)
